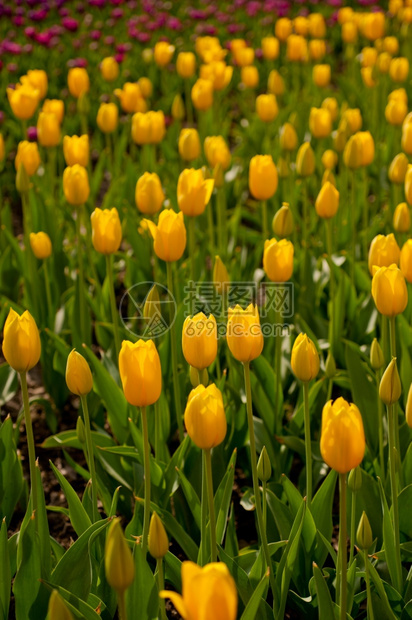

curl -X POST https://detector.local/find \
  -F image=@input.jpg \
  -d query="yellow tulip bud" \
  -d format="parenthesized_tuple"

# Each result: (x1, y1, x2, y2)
(343, 108, 362, 134)
(309, 39, 327, 62)
(65, 349, 93, 396)
(361, 66, 378, 88)
(272, 204, 294, 237)
(204, 136, 231, 171)
(275, 17, 293, 41)
(321, 150, 338, 170)
(362, 11, 385, 41)
(114, 82, 145, 114)
(182, 313, 218, 370)
(406, 165, 412, 205)
(16, 162, 30, 194)
(286, 34, 307, 62)
(176, 52, 196, 78)
(200, 62, 233, 91)
(191, 79, 213, 111)
(348, 465, 363, 491)
(97, 103, 118, 134)
(184, 384, 227, 450)
(261, 37, 279, 60)
(47, 590, 74, 620)
(249, 155, 278, 200)
(357, 511, 373, 550)
(132, 110, 165, 145)
(2, 308, 41, 373)
(294, 15, 309, 36)
(402, 122, 412, 156)
(177, 129, 200, 162)
(377, 52, 392, 74)
(15, 141, 40, 176)
(372, 264, 408, 317)
(309, 13, 326, 38)
(234, 46, 255, 67)
(313, 64, 331, 88)
(144, 209, 186, 262)
(135, 172, 164, 215)
(343, 134, 362, 169)
(67, 68, 89, 98)
(384, 36, 399, 55)
(154, 41, 175, 67)
(91, 207, 122, 255)
(385, 98, 407, 125)
(100, 57, 119, 82)
(177, 168, 214, 217)
(148, 512, 169, 559)
(358, 131, 375, 166)
(361, 46, 378, 68)
(213, 255, 230, 295)
(30, 232, 52, 260)
(143, 285, 160, 322)
(226, 304, 263, 363)
(309, 107, 332, 139)
(279, 122, 298, 152)
(379, 358, 402, 405)
(263, 238, 294, 282)
(119, 339, 162, 407)
(171, 94, 185, 121)
(21, 69, 48, 99)
(320, 397, 365, 474)
(257, 446, 272, 482)
(368, 233, 400, 275)
(241, 66, 259, 89)
(315, 181, 339, 219)
(63, 135, 89, 167)
(42, 99, 64, 124)
(389, 57, 409, 82)
(401, 239, 412, 283)
(105, 518, 135, 594)
(268, 70, 285, 96)
(63, 164, 90, 206)
(138, 77, 152, 99)
(370, 338, 385, 370)
(322, 97, 338, 122)
(7, 83, 39, 120)
(291, 333, 320, 383)
(256, 94, 278, 122)
(405, 384, 412, 428)
(393, 202, 410, 233)
(389, 153, 408, 184)
(342, 22, 357, 44)
(296, 142, 315, 177)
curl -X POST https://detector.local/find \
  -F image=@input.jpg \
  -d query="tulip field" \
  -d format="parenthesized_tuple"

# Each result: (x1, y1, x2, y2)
(3, 0, 412, 618)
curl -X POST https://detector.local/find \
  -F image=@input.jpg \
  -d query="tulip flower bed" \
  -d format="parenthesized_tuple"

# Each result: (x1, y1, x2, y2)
(2, 0, 412, 619)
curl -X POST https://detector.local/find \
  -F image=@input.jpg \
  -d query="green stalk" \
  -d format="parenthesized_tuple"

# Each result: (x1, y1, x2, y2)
(155, 401, 161, 460)
(207, 200, 215, 252)
(141, 405, 151, 558)
(76, 207, 87, 344)
(387, 402, 402, 593)
(188, 216, 196, 283)
(200, 450, 208, 566)
(362, 168, 368, 261)
(166, 261, 184, 441)
(338, 473, 348, 620)
(217, 188, 226, 257)
(350, 170, 356, 289)
(105, 132, 113, 177)
(117, 591, 127, 620)
(262, 479, 267, 533)
(364, 550, 375, 620)
(156, 559, 167, 620)
(303, 381, 312, 511)
(80, 394, 98, 523)
(43, 259, 53, 328)
(185, 80, 194, 125)
(376, 369, 385, 485)
(20, 372, 38, 521)
(204, 448, 217, 563)
(326, 219, 335, 356)
(262, 199, 268, 241)
(274, 303, 282, 435)
(243, 362, 278, 609)
(389, 316, 401, 476)
(349, 488, 356, 566)
(106, 254, 121, 361)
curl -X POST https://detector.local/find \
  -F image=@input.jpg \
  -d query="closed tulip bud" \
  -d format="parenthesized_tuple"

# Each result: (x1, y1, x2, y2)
(361, 66, 378, 88)
(384, 38, 399, 56)
(47, 590, 74, 620)
(200, 61, 233, 92)
(368, 233, 400, 274)
(390, 88, 408, 105)
(177, 168, 214, 217)
(91, 207, 122, 255)
(171, 94, 185, 121)
(100, 56, 119, 82)
(358, 131, 375, 166)
(7, 84, 39, 120)
(315, 182, 339, 219)
(160, 561, 238, 620)
(63, 135, 89, 167)
(241, 66, 259, 89)
(256, 94, 278, 123)
(325, 351, 336, 379)
(406, 165, 412, 205)
(344, 108, 362, 134)
(15, 141, 40, 176)
(372, 264, 408, 317)
(362, 11, 385, 41)
(182, 313, 217, 370)
(394, 202, 410, 233)
(97, 103, 118, 134)
(309, 107, 332, 139)
(154, 41, 175, 67)
(213, 255, 230, 294)
(114, 82, 145, 114)
(402, 123, 412, 156)
(234, 46, 255, 67)
(184, 384, 226, 450)
(42, 99, 64, 124)
(294, 16, 309, 36)
(143, 285, 160, 322)
(148, 512, 169, 559)
(176, 52, 196, 78)
(191, 79, 213, 111)
(226, 304, 263, 363)
(309, 13, 326, 38)
(291, 333, 320, 383)
(378, 52, 392, 74)
(296, 142, 315, 177)
(135, 172, 164, 215)
(343, 134, 362, 169)
(322, 150, 338, 170)
(389, 57, 409, 82)
(30, 232, 52, 259)
(401, 239, 412, 283)
(361, 46, 378, 68)
(67, 67, 89, 98)
(137, 77, 152, 99)
(105, 518, 135, 594)
(66, 349, 93, 396)
(348, 466, 363, 492)
(357, 511, 373, 550)
(286, 34, 307, 62)
(21, 69, 48, 100)
(389, 153, 408, 184)
(370, 338, 385, 370)
(279, 123, 298, 152)
(249, 155, 278, 200)
(119, 339, 162, 407)
(2, 308, 41, 373)
(16, 162, 30, 194)
(257, 446, 272, 482)
(132, 110, 165, 145)
(379, 358, 402, 405)
(145, 209, 186, 262)
(309, 39, 327, 62)
(342, 22, 357, 44)
(178, 129, 201, 162)
(338, 7, 354, 23)
(405, 384, 412, 428)
(275, 17, 293, 41)
(204, 136, 231, 171)
(263, 238, 294, 282)
(322, 97, 339, 122)
(262, 37, 279, 60)
(313, 64, 331, 88)
(63, 165, 90, 206)
(76, 415, 86, 444)
(385, 99, 407, 125)
(268, 70, 285, 96)
(320, 397, 365, 474)
(272, 204, 294, 237)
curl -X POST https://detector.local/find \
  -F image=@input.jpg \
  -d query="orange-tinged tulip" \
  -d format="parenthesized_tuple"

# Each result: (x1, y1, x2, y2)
(63, 135, 89, 167)
(179, 129, 201, 162)
(7, 83, 39, 120)
(291, 333, 320, 382)
(226, 304, 263, 363)
(105, 518, 135, 593)
(114, 82, 145, 114)
(400, 239, 412, 283)
(184, 384, 226, 450)
(371, 264, 408, 317)
(154, 41, 175, 67)
(191, 79, 213, 111)
(263, 238, 294, 282)
(97, 103, 118, 133)
(15, 141, 40, 176)
(177, 168, 214, 217)
(135, 172, 165, 215)
(42, 99, 64, 124)
(320, 397, 365, 474)
(249, 155, 278, 200)
(2, 308, 41, 373)
(256, 94, 278, 122)
(67, 67, 89, 98)
(368, 233, 400, 274)
(63, 164, 90, 206)
(100, 56, 119, 82)
(315, 181, 339, 219)
(119, 339, 162, 407)
(309, 107, 332, 139)
(30, 232, 52, 259)
(91, 207, 122, 255)
(177, 52, 196, 78)
(204, 136, 231, 171)
(182, 313, 217, 371)
(145, 209, 187, 262)
(66, 349, 93, 396)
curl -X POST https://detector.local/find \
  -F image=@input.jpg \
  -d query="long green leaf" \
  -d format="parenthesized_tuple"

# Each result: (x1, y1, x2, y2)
(240, 568, 270, 620)
(49, 461, 92, 537)
(313, 563, 337, 620)
(0, 519, 10, 620)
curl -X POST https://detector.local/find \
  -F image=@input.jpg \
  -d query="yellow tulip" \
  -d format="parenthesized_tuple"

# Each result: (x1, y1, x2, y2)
(67, 67, 90, 98)
(379, 358, 402, 405)
(322, 97, 339, 122)
(279, 123, 298, 151)
(377, 52, 392, 74)
(177, 168, 214, 217)
(296, 142, 315, 177)
(309, 107, 332, 139)
(131, 111, 165, 145)
(405, 384, 412, 428)
(313, 64, 331, 88)
(30, 232, 52, 259)
(261, 37, 279, 60)
(91, 207, 122, 255)
(361, 46, 378, 68)
(362, 11, 385, 40)
(249, 155, 278, 200)
(315, 182, 339, 219)
(100, 57, 119, 82)
(234, 46, 255, 67)
(393, 202, 410, 233)
(272, 204, 294, 237)
(177, 52, 196, 78)
(47, 590, 74, 620)
(105, 518, 135, 593)
(63, 135, 89, 167)
(263, 238, 294, 282)
(179, 129, 201, 162)
(114, 82, 145, 114)
(63, 164, 90, 206)
(7, 83, 39, 120)
(388, 153, 408, 184)
(286, 35, 307, 62)
(37, 111, 60, 148)
(342, 22, 357, 44)
(256, 94, 278, 122)
(66, 349, 93, 396)
(275, 17, 293, 41)
(368, 233, 400, 275)
(343, 108, 362, 134)
(204, 136, 231, 171)
(97, 103, 118, 133)
(400, 239, 412, 283)
(291, 333, 320, 382)
(385, 99, 407, 125)
(322, 150, 338, 170)
(294, 16, 309, 36)
(389, 57, 409, 83)
(406, 165, 412, 205)
(402, 121, 412, 155)
(42, 99, 64, 124)
(154, 41, 175, 67)
(172, 94, 185, 121)
(309, 13, 326, 38)
(200, 62, 233, 91)
(268, 70, 285, 96)
(320, 397, 365, 474)
(148, 512, 169, 559)
(361, 66, 378, 88)
(370, 338, 385, 371)
(0, 134, 4, 163)
(213, 255, 230, 294)
(241, 66, 259, 89)
(145, 209, 186, 262)
(21, 69, 48, 99)
(119, 339, 162, 407)
(184, 384, 226, 450)
(15, 141, 40, 176)
(2, 308, 41, 373)
(359, 131, 375, 166)
(371, 264, 408, 317)
(135, 172, 165, 215)
(226, 304, 263, 363)
(138, 77, 153, 99)
(309, 39, 327, 61)
(343, 134, 362, 169)
(182, 313, 217, 370)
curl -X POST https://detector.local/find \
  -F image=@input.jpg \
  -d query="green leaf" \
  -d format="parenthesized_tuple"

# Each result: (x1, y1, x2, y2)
(126, 543, 159, 620)
(41, 581, 101, 620)
(378, 478, 401, 593)
(367, 563, 398, 620)
(240, 568, 270, 620)
(0, 519, 11, 620)
(0, 416, 24, 525)
(33, 464, 51, 579)
(218, 545, 254, 606)
(276, 500, 306, 618)
(266, 488, 293, 541)
(215, 448, 237, 545)
(398, 484, 412, 539)
(313, 563, 337, 620)
(49, 461, 92, 537)
(175, 467, 201, 530)
(0, 364, 18, 407)
(164, 551, 183, 592)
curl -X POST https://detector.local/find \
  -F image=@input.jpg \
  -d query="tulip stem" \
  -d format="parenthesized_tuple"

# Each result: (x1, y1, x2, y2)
(349, 488, 356, 565)
(43, 258, 53, 328)
(19, 372, 38, 522)
(188, 216, 196, 282)
(350, 170, 356, 289)
(364, 550, 375, 620)
(338, 473, 347, 620)
(106, 254, 121, 361)
(325, 219, 335, 357)
(243, 362, 278, 609)
(155, 400, 161, 461)
(376, 369, 385, 485)
(184, 79, 194, 125)
(105, 133, 113, 177)
(389, 316, 401, 478)
(387, 402, 402, 593)
(274, 303, 282, 435)
(200, 450, 208, 565)
(262, 479, 267, 533)
(217, 188, 227, 257)
(166, 261, 184, 441)
(141, 405, 151, 558)
(156, 559, 167, 620)
(76, 208, 87, 345)
(204, 448, 217, 563)
(117, 591, 127, 620)
(80, 394, 98, 523)
(303, 381, 312, 511)
(262, 200, 268, 241)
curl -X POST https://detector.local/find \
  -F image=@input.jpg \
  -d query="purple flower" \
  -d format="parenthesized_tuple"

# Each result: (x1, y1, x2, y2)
(0, 111, 5, 125)
(136, 31, 150, 43)
(91, 29, 101, 40)
(13, 16, 25, 26)
(111, 8, 123, 18)
(27, 126, 38, 141)
(6, 63, 18, 73)
(114, 52, 124, 63)
(24, 26, 36, 38)
(59, 8, 69, 17)
(104, 35, 115, 45)
(2, 41, 22, 55)
(35, 31, 53, 46)
(29, 8, 48, 21)
(89, 0, 105, 6)
(168, 17, 182, 30)
(62, 17, 79, 32)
